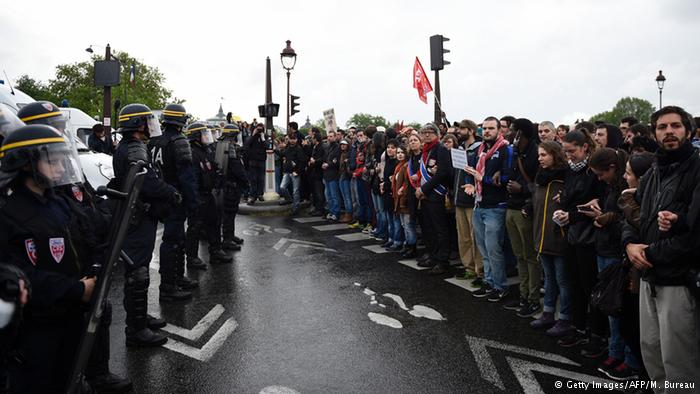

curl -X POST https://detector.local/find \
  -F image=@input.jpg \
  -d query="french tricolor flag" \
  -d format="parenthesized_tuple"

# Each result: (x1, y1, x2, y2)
(129, 64, 136, 87)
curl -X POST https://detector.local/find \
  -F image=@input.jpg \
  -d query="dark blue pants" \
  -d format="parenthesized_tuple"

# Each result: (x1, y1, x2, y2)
(123, 216, 158, 273)
(160, 204, 186, 284)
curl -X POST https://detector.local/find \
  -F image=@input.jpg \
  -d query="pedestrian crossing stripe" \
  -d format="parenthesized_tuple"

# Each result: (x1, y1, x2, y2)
(362, 244, 389, 254)
(292, 216, 325, 223)
(311, 223, 350, 231)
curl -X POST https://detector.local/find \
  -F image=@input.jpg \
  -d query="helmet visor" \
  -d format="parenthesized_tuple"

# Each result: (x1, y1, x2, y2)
(147, 116, 162, 138)
(0, 105, 25, 138)
(44, 114, 68, 133)
(201, 129, 214, 145)
(32, 142, 84, 187)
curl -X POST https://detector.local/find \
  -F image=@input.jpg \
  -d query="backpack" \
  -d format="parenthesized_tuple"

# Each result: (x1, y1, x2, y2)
(590, 261, 628, 316)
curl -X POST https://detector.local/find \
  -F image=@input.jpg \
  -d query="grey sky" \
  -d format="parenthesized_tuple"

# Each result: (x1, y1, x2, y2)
(2, 0, 698, 127)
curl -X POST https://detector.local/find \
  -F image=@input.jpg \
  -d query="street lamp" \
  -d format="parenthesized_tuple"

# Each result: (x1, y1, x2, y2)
(280, 40, 297, 131)
(656, 70, 666, 109)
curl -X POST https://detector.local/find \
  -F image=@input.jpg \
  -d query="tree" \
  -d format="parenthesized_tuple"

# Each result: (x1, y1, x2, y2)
(15, 51, 175, 119)
(590, 97, 655, 125)
(345, 113, 388, 129)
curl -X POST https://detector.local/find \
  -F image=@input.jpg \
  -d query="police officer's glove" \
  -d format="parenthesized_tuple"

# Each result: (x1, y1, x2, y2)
(172, 191, 183, 205)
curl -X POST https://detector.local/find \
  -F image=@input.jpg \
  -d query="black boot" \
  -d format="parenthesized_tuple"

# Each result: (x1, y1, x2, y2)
(187, 256, 207, 270)
(232, 235, 244, 245)
(401, 245, 418, 259)
(147, 315, 166, 329)
(209, 249, 233, 264)
(177, 276, 199, 290)
(159, 283, 192, 302)
(87, 372, 133, 393)
(124, 267, 168, 347)
(222, 240, 241, 251)
(175, 243, 198, 290)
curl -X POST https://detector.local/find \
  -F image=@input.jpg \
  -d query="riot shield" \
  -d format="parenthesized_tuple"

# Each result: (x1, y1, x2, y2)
(66, 161, 147, 394)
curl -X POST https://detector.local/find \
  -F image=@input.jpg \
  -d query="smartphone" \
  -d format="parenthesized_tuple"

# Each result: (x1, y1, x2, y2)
(577, 205, 593, 212)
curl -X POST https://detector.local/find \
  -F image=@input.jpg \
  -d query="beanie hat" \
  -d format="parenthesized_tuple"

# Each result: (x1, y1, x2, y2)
(513, 118, 534, 139)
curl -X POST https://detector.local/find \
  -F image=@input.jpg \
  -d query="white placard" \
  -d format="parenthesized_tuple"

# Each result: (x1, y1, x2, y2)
(323, 108, 337, 132)
(450, 148, 468, 170)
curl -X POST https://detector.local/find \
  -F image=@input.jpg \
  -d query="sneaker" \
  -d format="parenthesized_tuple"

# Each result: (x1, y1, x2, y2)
(429, 264, 449, 276)
(546, 319, 574, 337)
(580, 335, 608, 359)
(487, 288, 510, 302)
(605, 363, 640, 381)
(530, 312, 555, 330)
(362, 225, 373, 234)
(348, 221, 362, 229)
(471, 284, 493, 298)
(557, 330, 588, 348)
(471, 277, 484, 287)
(516, 302, 542, 318)
(387, 244, 403, 252)
(597, 356, 623, 376)
(503, 297, 526, 311)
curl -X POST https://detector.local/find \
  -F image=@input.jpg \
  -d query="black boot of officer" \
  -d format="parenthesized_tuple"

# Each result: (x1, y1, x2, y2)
(113, 104, 176, 346)
(149, 104, 200, 301)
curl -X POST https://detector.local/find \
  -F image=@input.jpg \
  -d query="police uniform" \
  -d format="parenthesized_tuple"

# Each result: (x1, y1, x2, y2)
(113, 104, 177, 347)
(216, 124, 249, 250)
(147, 104, 199, 297)
(184, 123, 232, 266)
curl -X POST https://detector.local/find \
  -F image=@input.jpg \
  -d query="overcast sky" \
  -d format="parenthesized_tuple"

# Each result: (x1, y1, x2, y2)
(2, 0, 698, 127)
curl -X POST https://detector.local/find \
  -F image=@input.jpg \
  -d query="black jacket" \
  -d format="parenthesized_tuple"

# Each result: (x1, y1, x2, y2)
(322, 141, 341, 181)
(88, 134, 114, 155)
(282, 144, 307, 174)
(307, 143, 325, 180)
(419, 142, 452, 202)
(622, 142, 700, 286)
(506, 140, 539, 210)
(560, 164, 606, 246)
(244, 131, 267, 163)
(594, 184, 624, 258)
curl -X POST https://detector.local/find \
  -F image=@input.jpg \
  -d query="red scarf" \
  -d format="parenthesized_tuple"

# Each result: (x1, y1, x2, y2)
(475, 134, 509, 199)
(422, 138, 439, 162)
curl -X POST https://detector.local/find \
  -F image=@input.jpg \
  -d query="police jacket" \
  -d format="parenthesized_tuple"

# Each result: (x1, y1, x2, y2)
(219, 139, 249, 187)
(244, 131, 267, 163)
(322, 141, 340, 181)
(282, 144, 307, 174)
(506, 140, 539, 210)
(148, 126, 198, 211)
(190, 141, 217, 193)
(622, 142, 700, 286)
(0, 185, 97, 313)
(113, 135, 177, 213)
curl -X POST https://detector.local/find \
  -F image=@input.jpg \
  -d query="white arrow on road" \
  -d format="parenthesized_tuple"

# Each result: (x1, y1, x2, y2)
(506, 356, 616, 394)
(163, 317, 238, 362)
(273, 238, 337, 256)
(466, 335, 613, 392)
(161, 304, 225, 341)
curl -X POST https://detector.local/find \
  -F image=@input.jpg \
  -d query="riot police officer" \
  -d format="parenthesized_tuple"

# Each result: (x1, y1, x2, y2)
(0, 124, 128, 392)
(184, 122, 233, 267)
(216, 123, 248, 251)
(148, 103, 200, 299)
(113, 103, 178, 347)
(17, 101, 131, 391)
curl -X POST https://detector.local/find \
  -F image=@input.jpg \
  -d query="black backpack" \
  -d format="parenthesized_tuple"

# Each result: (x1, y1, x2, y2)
(590, 261, 628, 317)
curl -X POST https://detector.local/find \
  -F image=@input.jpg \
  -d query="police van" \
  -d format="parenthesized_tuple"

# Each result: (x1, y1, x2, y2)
(0, 82, 115, 188)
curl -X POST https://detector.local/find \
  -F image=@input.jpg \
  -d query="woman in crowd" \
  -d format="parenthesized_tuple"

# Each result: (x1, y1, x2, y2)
(406, 133, 423, 259)
(338, 140, 353, 223)
(393, 144, 415, 256)
(441, 134, 459, 259)
(381, 139, 402, 250)
(529, 141, 573, 337)
(367, 133, 387, 240)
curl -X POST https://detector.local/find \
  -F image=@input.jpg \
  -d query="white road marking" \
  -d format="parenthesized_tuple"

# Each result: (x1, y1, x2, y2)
(368, 312, 402, 329)
(363, 288, 376, 296)
(444, 277, 480, 292)
(311, 223, 351, 231)
(273, 228, 291, 234)
(259, 386, 301, 394)
(161, 304, 225, 341)
(283, 243, 337, 257)
(362, 244, 389, 254)
(335, 233, 371, 242)
(382, 293, 409, 311)
(408, 305, 446, 321)
(273, 238, 324, 250)
(397, 259, 430, 270)
(292, 216, 325, 223)
(163, 317, 238, 362)
(506, 356, 616, 394)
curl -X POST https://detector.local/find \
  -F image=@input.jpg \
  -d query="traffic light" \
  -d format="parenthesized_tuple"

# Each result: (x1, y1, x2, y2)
(257, 103, 280, 118)
(290, 95, 300, 116)
(430, 34, 450, 71)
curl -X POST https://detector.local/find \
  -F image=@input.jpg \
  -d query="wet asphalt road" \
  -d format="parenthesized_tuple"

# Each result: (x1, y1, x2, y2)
(106, 214, 616, 394)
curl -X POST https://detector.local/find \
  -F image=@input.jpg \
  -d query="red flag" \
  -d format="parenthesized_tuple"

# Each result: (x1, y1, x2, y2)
(413, 57, 433, 104)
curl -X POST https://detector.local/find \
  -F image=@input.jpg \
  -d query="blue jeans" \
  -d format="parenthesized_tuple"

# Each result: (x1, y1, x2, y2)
(390, 214, 404, 246)
(274, 163, 282, 194)
(370, 192, 387, 237)
(473, 207, 507, 291)
(597, 256, 640, 369)
(323, 179, 341, 217)
(400, 214, 417, 246)
(339, 178, 353, 215)
(540, 254, 572, 320)
(350, 178, 360, 219)
(279, 173, 301, 211)
(355, 179, 371, 224)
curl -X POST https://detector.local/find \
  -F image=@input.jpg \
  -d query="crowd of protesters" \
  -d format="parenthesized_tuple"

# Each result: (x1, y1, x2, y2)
(261, 108, 700, 390)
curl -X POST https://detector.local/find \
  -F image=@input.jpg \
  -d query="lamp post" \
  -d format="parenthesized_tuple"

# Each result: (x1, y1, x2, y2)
(280, 40, 297, 131)
(655, 70, 666, 109)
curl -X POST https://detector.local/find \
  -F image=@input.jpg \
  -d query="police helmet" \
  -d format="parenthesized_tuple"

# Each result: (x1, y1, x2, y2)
(186, 122, 214, 145)
(0, 105, 25, 144)
(161, 103, 189, 127)
(16, 101, 67, 132)
(118, 103, 162, 138)
(222, 123, 240, 135)
(0, 124, 84, 187)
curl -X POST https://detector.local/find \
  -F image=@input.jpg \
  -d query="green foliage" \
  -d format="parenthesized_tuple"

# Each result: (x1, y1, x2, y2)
(345, 113, 389, 129)
(590, 97, 656, 125)
(14, 51, 175, 119)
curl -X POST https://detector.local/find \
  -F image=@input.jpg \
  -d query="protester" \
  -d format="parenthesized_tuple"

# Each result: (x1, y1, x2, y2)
(87, 123, 115, 155)
(538, 121, 557, 143)
(279, 135, 307, 215)
(338, 139, 353, 223)
(322, 130, 341, 221)
(244, 123, 267, 205)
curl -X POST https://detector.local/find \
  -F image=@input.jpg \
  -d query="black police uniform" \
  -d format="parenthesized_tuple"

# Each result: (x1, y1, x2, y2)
(148, 124, 199, 293)
(217, 131, 248, 249)
(113, 134, 176, 343)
